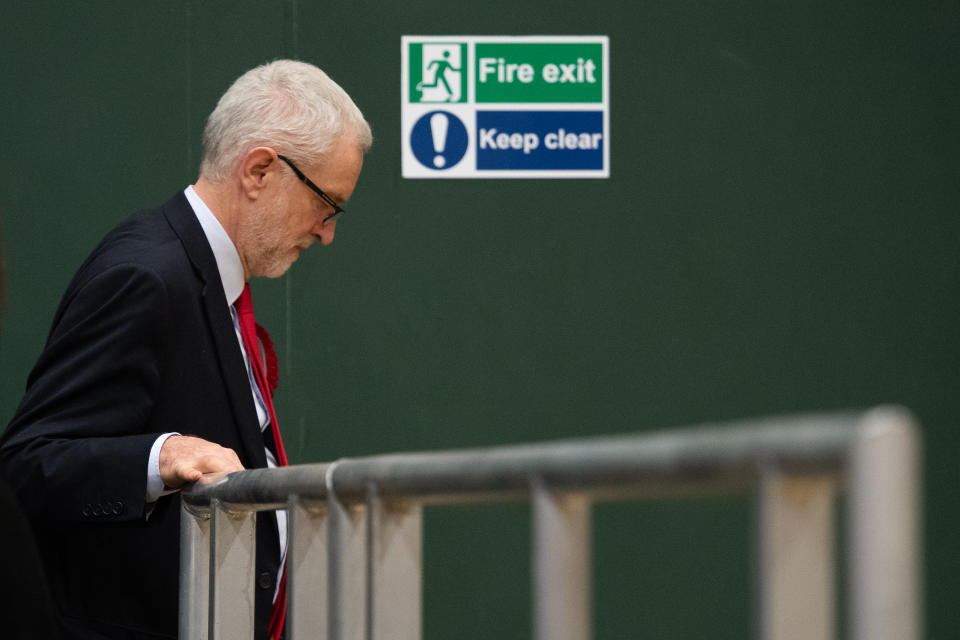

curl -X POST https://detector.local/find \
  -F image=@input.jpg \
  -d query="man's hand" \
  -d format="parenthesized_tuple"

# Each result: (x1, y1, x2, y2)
(158, 435, 244, 489)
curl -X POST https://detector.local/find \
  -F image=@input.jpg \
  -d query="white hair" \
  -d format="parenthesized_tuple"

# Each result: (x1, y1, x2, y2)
(201, 59, 372, 182)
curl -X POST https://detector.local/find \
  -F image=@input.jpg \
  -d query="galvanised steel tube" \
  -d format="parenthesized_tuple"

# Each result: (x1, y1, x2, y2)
(180, 409, 893, 513)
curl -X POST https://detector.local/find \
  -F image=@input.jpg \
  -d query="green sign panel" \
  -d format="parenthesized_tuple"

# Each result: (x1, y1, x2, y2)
(475, 43, 603, 103)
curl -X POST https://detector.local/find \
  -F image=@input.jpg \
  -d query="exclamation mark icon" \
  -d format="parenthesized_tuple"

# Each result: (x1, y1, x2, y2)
(430, 112, 448, 168)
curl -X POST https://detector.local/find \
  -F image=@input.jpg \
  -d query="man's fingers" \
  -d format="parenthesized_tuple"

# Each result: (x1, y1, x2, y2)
(159, 435, 245, 488)
(175, 467, 203, 484)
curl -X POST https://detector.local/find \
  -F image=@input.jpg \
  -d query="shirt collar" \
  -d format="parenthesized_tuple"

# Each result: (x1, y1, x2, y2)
(183, 185, 245, 306)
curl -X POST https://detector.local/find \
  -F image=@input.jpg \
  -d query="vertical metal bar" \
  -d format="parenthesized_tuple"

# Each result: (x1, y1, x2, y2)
(532, 481, 591, 640)
(209, 499, 257, 640)
(328, 490, 368, 639)
(287, 496, 329, 640)
(180, 505, 211, 640)
(368, 488, 423, 640)
(849, 408, 922, 640)
(756, 471, 835, 640)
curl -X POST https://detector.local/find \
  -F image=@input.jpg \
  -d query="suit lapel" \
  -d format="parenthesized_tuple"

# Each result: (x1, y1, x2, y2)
(161, 192, 267, 469)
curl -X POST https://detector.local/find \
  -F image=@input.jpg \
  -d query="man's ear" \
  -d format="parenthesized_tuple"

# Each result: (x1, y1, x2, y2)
(239, 147, 279, 200)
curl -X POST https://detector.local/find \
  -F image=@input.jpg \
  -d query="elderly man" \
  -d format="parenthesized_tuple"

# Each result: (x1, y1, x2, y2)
(1, 59, 371, 640)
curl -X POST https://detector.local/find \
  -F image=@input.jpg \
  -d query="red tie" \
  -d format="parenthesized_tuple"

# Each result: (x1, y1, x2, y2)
(234, 283, 288, 639)
(234, 284, 288, 466)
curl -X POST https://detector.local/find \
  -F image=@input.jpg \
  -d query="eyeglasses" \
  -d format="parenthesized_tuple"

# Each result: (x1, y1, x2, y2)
(277, 154, 345, 225)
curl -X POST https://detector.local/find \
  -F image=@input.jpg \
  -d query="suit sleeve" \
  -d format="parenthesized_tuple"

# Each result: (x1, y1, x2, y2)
(1, 262, 171, 523)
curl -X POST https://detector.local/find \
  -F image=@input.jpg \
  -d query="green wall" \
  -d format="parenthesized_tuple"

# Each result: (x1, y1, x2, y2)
(1, 1, 957, 638)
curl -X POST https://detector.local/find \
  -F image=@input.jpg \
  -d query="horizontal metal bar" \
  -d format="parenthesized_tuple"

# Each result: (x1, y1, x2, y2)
(182, 407, 911, 514)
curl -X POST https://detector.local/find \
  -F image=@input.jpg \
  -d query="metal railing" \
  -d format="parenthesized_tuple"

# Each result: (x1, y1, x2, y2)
(179, 406, 922, 640)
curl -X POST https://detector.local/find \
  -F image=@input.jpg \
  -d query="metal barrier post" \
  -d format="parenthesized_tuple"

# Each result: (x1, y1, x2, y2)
(179, 506, 210, 640)
(327, 479, 368, 639)
(849, 409, 922, 640)
(368, 489, 423, 640)
(757, 471, 836, 640)
(532, 481, 591, 640)
(209, 499, 256, 639)
(287, 497, 329, 640)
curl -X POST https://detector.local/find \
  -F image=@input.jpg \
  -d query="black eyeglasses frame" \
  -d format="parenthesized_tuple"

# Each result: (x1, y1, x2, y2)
(277, 154, 345, 225)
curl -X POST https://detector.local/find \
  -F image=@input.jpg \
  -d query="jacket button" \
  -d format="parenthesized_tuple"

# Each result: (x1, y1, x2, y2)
(112, 501, 123, 515)
(257, 572, 273, 590)
(82, 504, 92, 517)
(92, 504, 103, 516)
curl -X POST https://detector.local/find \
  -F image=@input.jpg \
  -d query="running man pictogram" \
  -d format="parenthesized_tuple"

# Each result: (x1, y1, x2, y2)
(416, 50, 460, 102)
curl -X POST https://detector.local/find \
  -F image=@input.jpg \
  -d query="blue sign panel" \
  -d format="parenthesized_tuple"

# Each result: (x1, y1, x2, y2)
(475, 110, 604, 171)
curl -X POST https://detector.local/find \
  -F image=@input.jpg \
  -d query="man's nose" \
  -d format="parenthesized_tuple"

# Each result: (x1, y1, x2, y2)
(316, 220, 336, 245)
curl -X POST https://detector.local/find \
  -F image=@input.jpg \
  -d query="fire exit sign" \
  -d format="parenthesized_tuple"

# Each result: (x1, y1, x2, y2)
(402, 36, 610, 179)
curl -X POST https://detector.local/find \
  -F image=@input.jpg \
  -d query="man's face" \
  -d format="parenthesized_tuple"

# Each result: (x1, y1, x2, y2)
(240, 136, 363, 278)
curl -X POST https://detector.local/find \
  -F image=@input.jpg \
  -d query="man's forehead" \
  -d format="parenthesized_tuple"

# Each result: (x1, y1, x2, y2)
(310, 142, 363, 202)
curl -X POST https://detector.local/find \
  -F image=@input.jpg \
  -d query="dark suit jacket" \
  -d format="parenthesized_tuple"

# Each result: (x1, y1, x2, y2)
(0, 192, 281, 640)
(0, 457, 60, 640)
